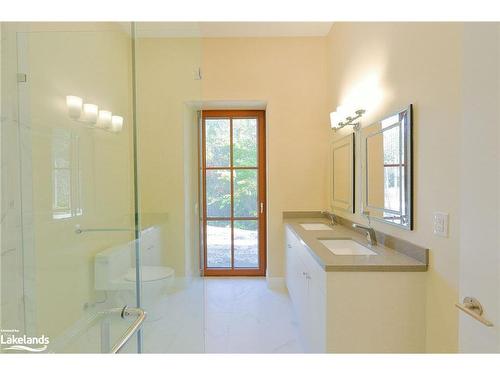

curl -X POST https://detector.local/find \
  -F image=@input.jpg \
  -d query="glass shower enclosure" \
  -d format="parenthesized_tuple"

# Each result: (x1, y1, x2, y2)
(0, 22, 204, 353)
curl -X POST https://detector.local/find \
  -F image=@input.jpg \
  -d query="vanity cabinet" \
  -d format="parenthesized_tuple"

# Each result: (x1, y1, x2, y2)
(285, 227, 326, 352)
(285, 226, 426, 353)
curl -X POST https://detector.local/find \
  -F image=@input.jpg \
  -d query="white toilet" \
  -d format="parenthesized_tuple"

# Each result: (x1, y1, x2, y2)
(94, 226, 174, 320)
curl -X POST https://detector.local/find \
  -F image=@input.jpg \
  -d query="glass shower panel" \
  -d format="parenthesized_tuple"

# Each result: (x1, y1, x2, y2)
(1, 23, 141, 353)
(134, 23, 205, 353)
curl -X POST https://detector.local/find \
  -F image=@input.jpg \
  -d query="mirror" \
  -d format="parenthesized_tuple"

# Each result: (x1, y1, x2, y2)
(330, 133, 355, 213)
(361, 105, 413, 229)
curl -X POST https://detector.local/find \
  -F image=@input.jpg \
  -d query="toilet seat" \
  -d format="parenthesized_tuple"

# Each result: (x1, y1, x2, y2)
(124, 266, 174, 282)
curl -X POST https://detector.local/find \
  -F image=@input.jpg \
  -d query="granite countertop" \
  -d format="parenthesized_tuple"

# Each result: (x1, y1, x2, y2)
(284, 214, 428, 272)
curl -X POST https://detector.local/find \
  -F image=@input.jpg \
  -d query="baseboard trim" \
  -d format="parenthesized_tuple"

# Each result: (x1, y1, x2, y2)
(266, 277, 286, 291)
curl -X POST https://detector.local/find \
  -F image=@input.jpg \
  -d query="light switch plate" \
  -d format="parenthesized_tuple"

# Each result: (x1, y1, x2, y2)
(433, 212, 449, 237)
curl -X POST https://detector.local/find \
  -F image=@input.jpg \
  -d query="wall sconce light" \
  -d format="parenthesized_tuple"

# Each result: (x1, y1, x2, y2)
(66, 95, 123, 133)
(66, 96, 83, 119)
(111, 115, 124, 132)
(330, 108, 365, 131)
(97, 110, 112, 129)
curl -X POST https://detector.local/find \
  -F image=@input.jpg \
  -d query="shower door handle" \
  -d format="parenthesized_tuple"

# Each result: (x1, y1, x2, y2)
(106, 307, 147, 353)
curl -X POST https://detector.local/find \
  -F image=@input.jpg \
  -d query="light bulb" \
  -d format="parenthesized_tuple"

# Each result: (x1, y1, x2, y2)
(82, 103, 98, 124)
(329, 111, 339, 129)
(111, 115, 123, 132)
(97, 110, 112, 128)
(336, 105, 346, 119)
(66, 96, 83, 119)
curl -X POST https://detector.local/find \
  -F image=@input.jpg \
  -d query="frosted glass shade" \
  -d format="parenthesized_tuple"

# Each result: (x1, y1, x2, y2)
(82, 103, 98, 124)
(97, 110, 112, 128)
(111, 115, 123, 132)
(66, 95, 83, 119)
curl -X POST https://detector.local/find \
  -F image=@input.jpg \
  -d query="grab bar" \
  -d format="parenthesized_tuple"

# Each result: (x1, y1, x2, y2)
(75, 225, 134, 234)
(455, 297, 493, 327)
(100, 306, 146, 353)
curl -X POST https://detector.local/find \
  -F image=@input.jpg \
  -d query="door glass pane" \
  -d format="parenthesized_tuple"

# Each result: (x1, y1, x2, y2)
(206, 221, 232, 268)
(206, 170, 231, 217)
(205, 119, 230, 167)
(234, 220, 258, 268)
(233, 169, 258, 217)
(233, 118, 257, 167)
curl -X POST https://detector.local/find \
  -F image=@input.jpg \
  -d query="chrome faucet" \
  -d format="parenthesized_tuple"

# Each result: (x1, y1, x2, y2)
(321, 210, 338, 226)
(352, 223, 377, 246)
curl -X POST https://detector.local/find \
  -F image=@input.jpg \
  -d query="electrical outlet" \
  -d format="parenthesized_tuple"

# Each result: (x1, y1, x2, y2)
(433, 212, 449, 237)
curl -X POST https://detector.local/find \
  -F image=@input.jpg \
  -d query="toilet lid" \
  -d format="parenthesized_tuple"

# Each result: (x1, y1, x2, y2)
(124, 266, 174, 282)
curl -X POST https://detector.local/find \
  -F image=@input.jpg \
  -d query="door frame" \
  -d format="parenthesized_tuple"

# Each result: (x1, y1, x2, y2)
(201, 110, 266, 276)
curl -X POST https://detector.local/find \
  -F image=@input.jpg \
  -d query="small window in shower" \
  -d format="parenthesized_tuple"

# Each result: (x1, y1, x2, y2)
(52, 128, 83, 219)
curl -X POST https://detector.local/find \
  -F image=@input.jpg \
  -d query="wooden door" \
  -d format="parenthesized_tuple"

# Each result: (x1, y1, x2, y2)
(202, 110, 266, 276)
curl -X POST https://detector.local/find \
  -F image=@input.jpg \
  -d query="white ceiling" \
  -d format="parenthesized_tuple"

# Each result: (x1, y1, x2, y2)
(135, 22, 333, 38)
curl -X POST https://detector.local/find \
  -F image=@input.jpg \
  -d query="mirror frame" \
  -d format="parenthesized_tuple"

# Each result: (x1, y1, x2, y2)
(330, 133, 355, 213)
(361, 105, 413, 230)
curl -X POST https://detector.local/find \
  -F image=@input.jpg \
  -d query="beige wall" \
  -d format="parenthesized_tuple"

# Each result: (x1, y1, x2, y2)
(183, 106, 201, 278)
(136, 38, 202, 277)
(201, 37, 330, 278)
(327, 23, 463, 352)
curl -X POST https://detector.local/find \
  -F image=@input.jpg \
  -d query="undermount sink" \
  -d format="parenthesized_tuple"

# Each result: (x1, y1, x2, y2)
(319, 239, 377, 256)
(300, 223, 332, 231)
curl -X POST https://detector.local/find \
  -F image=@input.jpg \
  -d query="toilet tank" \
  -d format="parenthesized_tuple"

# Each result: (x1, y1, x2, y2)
(140, 226, 163, 266)
(94, 226, 163, 291)
(94, 241, 134, 290)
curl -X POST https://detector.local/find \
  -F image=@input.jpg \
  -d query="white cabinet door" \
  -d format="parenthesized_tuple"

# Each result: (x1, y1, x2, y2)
(285, 227, 327, 352)
(306, 267, 327, 352)
(299, 243, 326, 352)
(285, 228, 307, 323)
(285, 240, 301, 304)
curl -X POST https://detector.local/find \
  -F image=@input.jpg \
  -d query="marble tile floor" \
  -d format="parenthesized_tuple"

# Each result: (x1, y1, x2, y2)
(136, 277, 304, 353)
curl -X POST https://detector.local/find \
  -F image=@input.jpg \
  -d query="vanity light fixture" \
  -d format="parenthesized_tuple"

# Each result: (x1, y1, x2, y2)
(66, 96, 83, 119)
(330, 108, 366, 131)
(65, 95, 124, 133)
